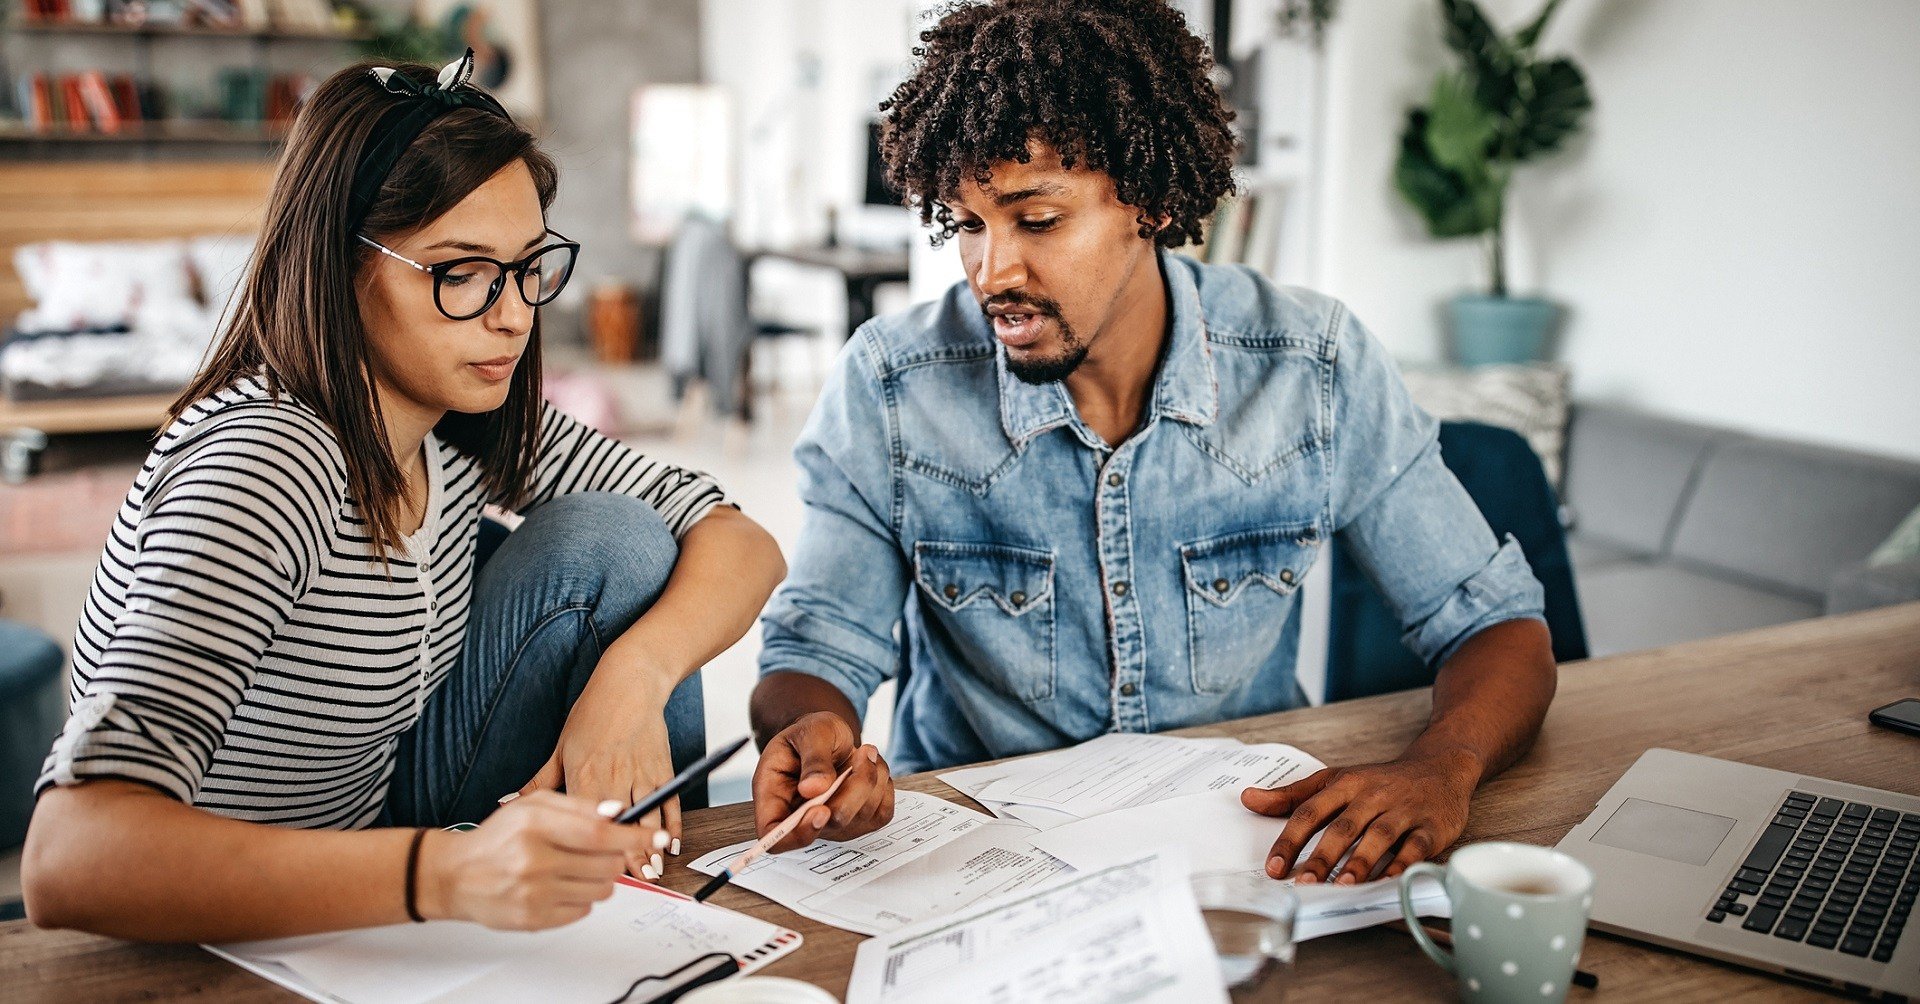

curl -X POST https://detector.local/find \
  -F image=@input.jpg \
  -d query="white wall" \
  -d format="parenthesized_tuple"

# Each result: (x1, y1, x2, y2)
(1315, 0, 1920, 461)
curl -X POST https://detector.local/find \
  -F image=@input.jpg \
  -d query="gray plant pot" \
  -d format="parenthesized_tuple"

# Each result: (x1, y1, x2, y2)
(1447, 294, 1561, 366)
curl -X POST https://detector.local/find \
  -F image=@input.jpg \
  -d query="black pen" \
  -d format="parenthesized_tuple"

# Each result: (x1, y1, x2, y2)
(614, 735, 751, 825)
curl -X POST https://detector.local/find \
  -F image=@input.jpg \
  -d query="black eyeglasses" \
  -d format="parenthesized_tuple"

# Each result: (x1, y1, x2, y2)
(358, 229, 580, 321)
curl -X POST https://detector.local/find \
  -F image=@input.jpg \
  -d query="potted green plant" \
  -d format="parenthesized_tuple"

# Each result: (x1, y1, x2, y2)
(1394, 0, 1592, 366)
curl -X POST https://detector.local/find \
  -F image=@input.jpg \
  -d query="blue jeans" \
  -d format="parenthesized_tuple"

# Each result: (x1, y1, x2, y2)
(382, 493, 708, 827)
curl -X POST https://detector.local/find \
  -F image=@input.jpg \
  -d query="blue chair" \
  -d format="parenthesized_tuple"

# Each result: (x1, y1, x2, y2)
(1, 619, 65, 852)
(1325, 421, 1588, 702)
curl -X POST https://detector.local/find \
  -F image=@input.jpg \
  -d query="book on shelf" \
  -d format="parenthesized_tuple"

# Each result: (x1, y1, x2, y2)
(74, 71, 121, 132)
(60, 77, 87, 132)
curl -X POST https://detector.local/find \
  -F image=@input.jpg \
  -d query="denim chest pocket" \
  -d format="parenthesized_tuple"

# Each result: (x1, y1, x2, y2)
(1181, 524, 1322, 695)
(913, 541, 1057, 702)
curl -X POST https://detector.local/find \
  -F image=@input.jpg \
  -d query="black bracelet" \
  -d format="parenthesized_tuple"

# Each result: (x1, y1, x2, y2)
(404, 827, 429, 923)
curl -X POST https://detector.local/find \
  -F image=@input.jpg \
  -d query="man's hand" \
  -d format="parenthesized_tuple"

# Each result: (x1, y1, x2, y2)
(752, 712, 894, 852)
(1241, 750, 1480, 884)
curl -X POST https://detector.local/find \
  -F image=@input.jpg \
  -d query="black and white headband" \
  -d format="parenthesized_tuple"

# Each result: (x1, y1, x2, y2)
(347, 48, 513, 233)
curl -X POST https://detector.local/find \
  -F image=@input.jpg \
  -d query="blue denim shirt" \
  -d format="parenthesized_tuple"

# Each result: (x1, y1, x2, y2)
(759, 253, 1546, 774)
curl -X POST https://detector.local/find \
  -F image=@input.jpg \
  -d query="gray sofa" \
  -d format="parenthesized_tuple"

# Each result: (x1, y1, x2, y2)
(1560, 404, 1920, 657)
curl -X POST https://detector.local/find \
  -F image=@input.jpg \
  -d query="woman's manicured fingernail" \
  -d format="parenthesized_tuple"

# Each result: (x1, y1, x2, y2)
(498, 792, 520, 804)
(652, 830, 670, 850)
(867, 748, 880, 763)
(650, 853, 663, 874)
(1297, 872, 1319, 884)
(809, 806, 831, 828)
(641, 864, 658, 881)
(1338, 872, 1356, 885)
(670, 838, 682, 856)
(597, 799, 622, 818)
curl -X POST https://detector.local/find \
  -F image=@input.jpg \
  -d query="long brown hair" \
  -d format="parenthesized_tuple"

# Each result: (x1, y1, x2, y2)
(172, 60, 558, 556)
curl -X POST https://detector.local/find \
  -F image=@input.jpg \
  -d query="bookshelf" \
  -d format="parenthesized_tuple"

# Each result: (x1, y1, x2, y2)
(12, 18, 369, 42)
(1, 6, 373, 153)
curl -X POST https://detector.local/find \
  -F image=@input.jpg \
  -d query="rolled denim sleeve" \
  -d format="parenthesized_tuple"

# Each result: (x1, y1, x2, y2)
(756, 333, 910, 721)
(1327, 305, 1546, 668)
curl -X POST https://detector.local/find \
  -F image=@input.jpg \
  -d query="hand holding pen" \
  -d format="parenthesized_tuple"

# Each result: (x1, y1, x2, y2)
(750, 711, 896, 853)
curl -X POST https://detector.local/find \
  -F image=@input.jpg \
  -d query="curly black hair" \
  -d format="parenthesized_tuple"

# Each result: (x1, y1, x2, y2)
(878, 0, 1238, 249)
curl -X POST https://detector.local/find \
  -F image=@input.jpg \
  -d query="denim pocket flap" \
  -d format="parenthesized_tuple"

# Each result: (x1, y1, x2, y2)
(914, 541, 1054, 616)
(1182, 524, 1321, 608)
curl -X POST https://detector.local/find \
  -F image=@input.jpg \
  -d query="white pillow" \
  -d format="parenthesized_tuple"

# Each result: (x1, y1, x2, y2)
(13, 239, 196, 332)
(188, 232, 258, 322)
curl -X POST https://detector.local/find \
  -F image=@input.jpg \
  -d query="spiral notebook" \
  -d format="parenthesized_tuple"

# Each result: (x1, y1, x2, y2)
(205, 877, 801, 1004)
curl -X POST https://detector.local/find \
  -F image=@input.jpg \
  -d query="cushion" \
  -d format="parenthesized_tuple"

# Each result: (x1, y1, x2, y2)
(1560, 404, 1723, 557)
(1828, 557, 1920, 615)
(1400, 362, 1570, 487)
(1870, 504, 1920, 567)
(187, 233, 256, 320)
(13, 239, 196, 332)
(1575, 561, 1820, 657)
(1669, 436, 1920, 599)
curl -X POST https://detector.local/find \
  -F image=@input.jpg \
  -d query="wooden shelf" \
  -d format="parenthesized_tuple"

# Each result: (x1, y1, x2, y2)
(9, 18, 369, 42)
(0, 121, 289, 144)
(0, 392, 174, 436)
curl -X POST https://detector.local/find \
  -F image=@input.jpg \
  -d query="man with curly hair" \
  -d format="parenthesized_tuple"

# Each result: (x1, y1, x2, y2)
(748, 0, 1555, 887)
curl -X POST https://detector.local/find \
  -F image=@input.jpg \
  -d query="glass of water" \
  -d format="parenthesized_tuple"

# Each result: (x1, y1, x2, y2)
(1190, 870, 1299, 1002)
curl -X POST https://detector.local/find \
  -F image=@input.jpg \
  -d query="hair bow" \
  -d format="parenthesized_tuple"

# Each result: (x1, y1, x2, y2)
(368, 48, 484, 109)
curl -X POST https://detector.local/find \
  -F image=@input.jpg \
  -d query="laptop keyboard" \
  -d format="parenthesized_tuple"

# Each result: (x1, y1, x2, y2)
(1706, 790, 1919, 964)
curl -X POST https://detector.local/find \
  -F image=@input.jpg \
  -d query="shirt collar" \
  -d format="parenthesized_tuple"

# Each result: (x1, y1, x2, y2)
(996, 250, 1218, 450)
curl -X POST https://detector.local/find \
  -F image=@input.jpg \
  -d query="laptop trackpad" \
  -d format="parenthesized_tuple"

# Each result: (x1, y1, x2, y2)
(1590, 798, 1738, 866)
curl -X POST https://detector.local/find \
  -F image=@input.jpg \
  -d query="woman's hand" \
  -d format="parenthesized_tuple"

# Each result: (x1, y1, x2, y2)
(419, 790, 666, 930)
(518, 656, 680, 878)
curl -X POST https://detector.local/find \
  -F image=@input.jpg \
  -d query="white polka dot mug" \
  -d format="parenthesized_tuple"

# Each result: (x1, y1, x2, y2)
(1397, 842, 1595, 1003)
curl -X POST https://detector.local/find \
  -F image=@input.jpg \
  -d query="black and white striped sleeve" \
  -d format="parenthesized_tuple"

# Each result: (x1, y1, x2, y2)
(37, 418, 324, 803)
(519, 404, 730, 538)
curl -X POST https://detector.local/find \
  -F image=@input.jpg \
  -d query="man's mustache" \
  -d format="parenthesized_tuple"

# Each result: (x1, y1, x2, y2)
(981, 293, 1063, 317)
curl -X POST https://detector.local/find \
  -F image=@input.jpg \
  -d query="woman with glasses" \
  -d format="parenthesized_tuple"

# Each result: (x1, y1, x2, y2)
(21, 54, 786, 941)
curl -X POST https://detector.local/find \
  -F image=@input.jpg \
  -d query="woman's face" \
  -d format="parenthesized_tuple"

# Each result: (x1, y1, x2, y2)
(358, 158, 547, 422)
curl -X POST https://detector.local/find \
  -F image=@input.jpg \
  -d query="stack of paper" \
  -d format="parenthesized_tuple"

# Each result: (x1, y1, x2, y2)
(692, 733, 1447, 946)
(687, 792, 1069, 936)
(941, 734, 1448, 940)
(845, 849, 1226, 1004)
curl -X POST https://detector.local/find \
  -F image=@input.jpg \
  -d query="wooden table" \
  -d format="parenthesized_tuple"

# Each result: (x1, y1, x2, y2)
(5, 603, 1918, 1001)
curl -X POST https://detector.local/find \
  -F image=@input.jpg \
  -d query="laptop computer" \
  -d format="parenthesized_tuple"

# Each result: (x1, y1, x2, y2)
(1557, 748, 1919, 998)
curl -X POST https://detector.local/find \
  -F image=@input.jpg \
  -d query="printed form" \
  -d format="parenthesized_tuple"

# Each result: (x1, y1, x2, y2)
(846, 850, 1225, 1004)
(973, 733, 1326, 817)
(687, 791, 1069, 936)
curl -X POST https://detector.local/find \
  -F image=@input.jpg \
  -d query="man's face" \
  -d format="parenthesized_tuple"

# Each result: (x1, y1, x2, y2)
(949, 142, 1160, 384)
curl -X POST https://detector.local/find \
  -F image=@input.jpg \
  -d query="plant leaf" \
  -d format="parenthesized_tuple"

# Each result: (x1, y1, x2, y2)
(1509, 57, 1592, 159)
(1513, 0, 1564, 51)
(1425, 72, 1498, 173)
(1394, 108, 1497, 238)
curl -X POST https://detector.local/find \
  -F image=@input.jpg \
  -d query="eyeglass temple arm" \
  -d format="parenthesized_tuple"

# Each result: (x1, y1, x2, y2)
(356, 234, 434, 275)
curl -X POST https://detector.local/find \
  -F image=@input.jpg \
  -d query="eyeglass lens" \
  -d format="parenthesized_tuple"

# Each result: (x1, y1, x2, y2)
(435, 244, 578, 320)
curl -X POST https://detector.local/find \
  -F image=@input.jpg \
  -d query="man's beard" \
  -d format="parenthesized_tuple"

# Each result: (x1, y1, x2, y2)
(985, 295, 1087, 385)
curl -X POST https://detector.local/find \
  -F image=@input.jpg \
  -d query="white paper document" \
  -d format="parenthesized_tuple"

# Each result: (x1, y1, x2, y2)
(206, 879, 800, 1004)
(975, 733, 1325, 818)
(687, 791, 1071, 936)
(1028, 789, 1450, 940)
(846, 850, 1226, 1004)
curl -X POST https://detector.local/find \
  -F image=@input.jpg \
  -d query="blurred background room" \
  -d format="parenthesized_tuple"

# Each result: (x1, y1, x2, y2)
(1, 0, 1916, 913)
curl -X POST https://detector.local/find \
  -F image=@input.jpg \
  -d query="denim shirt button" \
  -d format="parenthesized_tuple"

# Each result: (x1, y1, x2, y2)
(1106, 472, 1124, 488)
(1119, 682, 1138, 697)
(1280, 569, 1296, 585)
(1212, 577, 1230, 594)
(1111, 580, 1129, 597)
(1010, 591, 1027, 607)
(943, 584, 960, 600)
